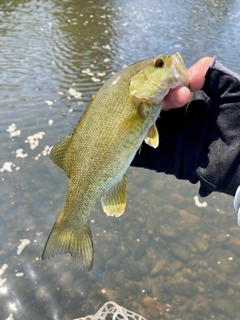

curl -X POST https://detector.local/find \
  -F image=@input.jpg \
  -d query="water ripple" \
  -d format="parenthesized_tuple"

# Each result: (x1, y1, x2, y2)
(1, 0, 240, 319)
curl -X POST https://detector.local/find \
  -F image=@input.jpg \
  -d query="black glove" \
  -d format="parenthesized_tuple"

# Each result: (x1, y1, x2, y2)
(131, 60, 240, 197)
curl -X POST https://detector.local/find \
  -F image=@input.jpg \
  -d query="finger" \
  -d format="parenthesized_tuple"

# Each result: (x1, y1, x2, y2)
(163, 86, 191, 111)
(163, 57, 213, 111)
(188, 57, 213, 92)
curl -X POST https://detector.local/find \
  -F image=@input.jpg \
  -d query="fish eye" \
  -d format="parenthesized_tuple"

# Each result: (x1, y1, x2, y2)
(155, 59, 164, 68)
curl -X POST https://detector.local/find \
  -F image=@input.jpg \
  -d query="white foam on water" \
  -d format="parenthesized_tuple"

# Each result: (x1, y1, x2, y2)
(6, 124, 21, 138)
(68, 88, 82, 99)
(45, 100, 54, 106)
(10, 130, 21, 138)
(17, 239, 31, 255)
(25, 132, 45, 150)
(15, 273, 24, 277)
(81, 68, 94, 76)
(97, 72, 106, 76)
(91, 77, 100, 82)
(42, 145, 51, 156)
(0, 162, 14, 173)
(6, 124, 16, 133)
(102, 44, 111, 50)
(15, 149, 28, 158)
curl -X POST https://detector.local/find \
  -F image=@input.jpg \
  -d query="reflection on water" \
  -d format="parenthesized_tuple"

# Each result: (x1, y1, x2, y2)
(0, 0, 240, 319)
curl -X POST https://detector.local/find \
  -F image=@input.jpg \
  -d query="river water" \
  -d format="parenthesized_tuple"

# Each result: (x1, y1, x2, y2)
(1, 0, 240, 319)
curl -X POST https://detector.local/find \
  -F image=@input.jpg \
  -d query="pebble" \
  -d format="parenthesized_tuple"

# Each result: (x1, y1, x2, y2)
(186, 242, 198, 254)
(133, 243, 146, 260)
(228, 237, 240, 256)
(197, 269, 210, 282)
(163, 278, 195, 297)
(162, 204, 176, 215)
(181, 268, 194, 281)
(171, 193, 185, 206)
(192, 235, 209, 253)
(228, 226, 240, 236)
(212, 299, 235, 318)
(198, 259, 208, 268)
(100, 245, 115, 260)
(212, 274, 229, 289)
(142, 296, 163, 318)
(169, 243, 190, 262)
(151, 179, 165, 192)
(171, 260, 183, 271)
(179, 209, 200, 224)
(123, 262, 142, 281)
(226, 287, 235, 298)
(159, 225, 177, 238)
(114, 271, 127, 287)
(137, 256, 151, 274)
(150, 259, 166, 276)
(209, 249, 238, 275)
(215, 233, 229, 243)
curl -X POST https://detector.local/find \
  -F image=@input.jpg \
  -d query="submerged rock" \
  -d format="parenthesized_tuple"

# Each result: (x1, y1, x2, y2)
(163, 278, 195, 297)
(209, 249, 238, 275)
(169, 243, 190, 262)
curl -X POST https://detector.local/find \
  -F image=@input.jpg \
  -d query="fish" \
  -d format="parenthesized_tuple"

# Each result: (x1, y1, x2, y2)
(42, 52, 189, 271)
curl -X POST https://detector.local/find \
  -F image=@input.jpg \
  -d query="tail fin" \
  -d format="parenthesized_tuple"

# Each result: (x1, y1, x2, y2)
(42, 217, 93, 272)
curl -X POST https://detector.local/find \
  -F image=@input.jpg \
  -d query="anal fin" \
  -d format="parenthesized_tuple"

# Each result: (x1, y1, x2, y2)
(101, 174, 127, 217)
(144, 123, 159, 148)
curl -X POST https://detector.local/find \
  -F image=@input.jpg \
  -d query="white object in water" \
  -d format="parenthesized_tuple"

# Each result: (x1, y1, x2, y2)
(17, 239, 31, 255)
(193, 195, 207, 208)
(234, 186, 240, 226)
(74, 301, 147, 320)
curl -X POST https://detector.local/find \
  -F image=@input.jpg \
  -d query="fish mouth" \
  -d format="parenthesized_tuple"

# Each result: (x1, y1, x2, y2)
(171, 53, 190, 88)
(171, 71, 190, 89)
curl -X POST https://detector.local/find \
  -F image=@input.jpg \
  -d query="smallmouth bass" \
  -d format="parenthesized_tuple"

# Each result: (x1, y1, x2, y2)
(42, 53, 189, 271)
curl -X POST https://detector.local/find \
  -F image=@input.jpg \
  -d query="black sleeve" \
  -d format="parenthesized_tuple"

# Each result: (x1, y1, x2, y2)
(131, 59, 240, 197)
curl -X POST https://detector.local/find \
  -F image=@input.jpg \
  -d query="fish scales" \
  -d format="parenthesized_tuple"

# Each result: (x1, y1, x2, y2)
(42, 53, 189, 271)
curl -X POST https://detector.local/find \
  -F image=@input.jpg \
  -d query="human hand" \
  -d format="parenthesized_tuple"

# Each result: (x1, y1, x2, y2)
(132, 56, 240, 197)
(163, 57, 213, 111)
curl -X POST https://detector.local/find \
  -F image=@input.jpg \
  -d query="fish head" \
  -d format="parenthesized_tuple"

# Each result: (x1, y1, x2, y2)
(130, 52, 189, 105)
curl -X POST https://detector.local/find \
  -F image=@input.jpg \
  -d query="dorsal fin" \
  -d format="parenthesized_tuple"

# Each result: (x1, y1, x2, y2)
(50, 135, 72, 178)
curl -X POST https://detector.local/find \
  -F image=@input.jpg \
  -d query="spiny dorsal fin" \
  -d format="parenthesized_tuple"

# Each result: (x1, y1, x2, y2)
(50, 135, 72, 178)
(101, 174, 127, 217)
(144, 123, 159, 148)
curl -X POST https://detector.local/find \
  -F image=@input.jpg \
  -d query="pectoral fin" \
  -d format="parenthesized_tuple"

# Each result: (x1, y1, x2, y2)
(144, 123, 159, 148)
(101, 174, 127, 217)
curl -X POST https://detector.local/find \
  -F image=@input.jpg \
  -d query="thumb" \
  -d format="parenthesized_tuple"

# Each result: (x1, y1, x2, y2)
(188, 57, 213, 92)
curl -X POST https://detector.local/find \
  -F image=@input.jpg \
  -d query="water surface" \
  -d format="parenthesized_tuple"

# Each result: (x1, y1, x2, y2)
(1, 0, 240, 319)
